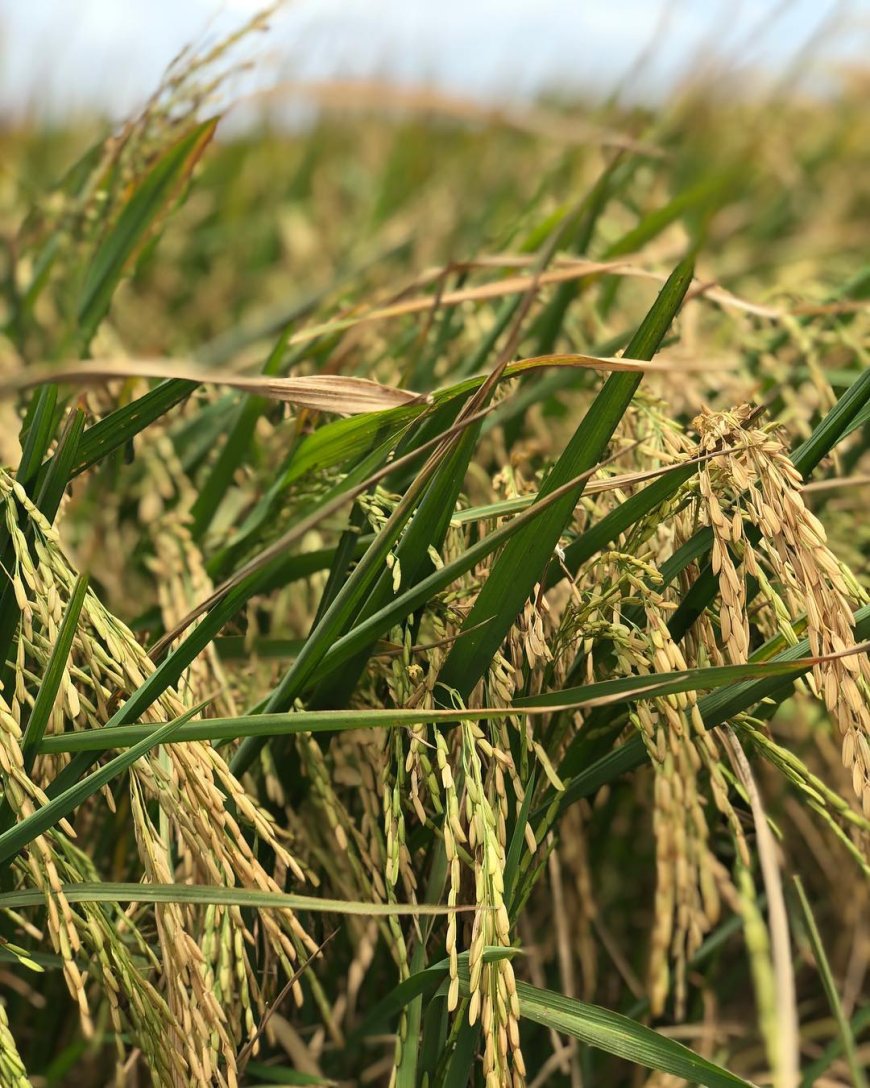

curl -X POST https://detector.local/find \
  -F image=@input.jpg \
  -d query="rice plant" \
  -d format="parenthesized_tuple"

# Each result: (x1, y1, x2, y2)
(0, 12, 868, 1088)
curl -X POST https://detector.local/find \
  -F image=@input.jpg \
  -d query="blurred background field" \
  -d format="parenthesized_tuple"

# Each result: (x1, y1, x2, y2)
(0, 3, 868, 1087)
(3, 1, 867, 574)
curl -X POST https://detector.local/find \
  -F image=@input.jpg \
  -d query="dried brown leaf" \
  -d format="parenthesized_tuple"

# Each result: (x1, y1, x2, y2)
(0, 359, 422, 414)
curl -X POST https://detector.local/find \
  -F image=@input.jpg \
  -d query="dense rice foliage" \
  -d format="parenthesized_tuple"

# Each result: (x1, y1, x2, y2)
(0, 17, 868, 1088)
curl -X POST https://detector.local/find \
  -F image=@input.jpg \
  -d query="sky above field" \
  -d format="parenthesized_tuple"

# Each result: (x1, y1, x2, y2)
(1, 0, 868, 121)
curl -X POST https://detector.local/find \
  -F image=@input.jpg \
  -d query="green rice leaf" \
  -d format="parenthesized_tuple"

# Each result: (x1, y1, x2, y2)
(436, 257, 695, 698)
(77, 119, 217, 351)
(486, 970, 757, 1088)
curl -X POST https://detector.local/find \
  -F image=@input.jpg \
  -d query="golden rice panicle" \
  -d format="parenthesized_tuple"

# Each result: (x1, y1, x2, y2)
(692, 406, 870, 816)
(555, 540, 734, 1014)
(630, 700, 713, 1005)
(130, 777, 236, 1088)
(0, 471, 191, 1084)
(625, 610, 728, 1017)
(514, 586, 553, 672)
(433, 727, 465, 1012)
(0, 467, 319, 1063)
(0, 1000, 31, 1088)
(694, 407, 751, 664)
(461, 722, 525, 1087)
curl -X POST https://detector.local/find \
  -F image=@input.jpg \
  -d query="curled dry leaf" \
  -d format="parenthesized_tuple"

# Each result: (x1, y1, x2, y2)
(508, 352, 736, 375)
(0, 359, 424, 415)
(279, 261, 783, 348)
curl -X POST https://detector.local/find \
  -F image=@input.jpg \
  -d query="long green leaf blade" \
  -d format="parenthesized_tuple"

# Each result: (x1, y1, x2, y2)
(0, 882, 460, 917)
(479, 970, 756, 1088)
(77, 119, 216, 350)
(437, 257, 695, 698)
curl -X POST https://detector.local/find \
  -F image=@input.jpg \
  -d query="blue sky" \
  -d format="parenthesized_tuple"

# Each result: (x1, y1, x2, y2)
(1, 0, 867, 121)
